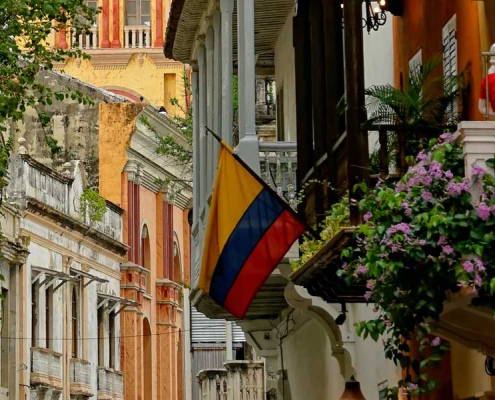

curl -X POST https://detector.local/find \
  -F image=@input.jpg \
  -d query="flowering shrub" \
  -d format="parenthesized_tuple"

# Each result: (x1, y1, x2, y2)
(341, 132, 495, 398)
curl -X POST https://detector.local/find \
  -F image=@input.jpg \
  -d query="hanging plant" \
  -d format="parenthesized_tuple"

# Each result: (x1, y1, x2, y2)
(340, 132, 495, 398)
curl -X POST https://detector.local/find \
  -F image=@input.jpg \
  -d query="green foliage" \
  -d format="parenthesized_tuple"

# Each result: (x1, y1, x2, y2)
(0, 0, 98, 131)
(80, 188, 107, 224)
(292, 182, 350, 270)
(365, 58, 464, 128)
(340, 132, 495, 396)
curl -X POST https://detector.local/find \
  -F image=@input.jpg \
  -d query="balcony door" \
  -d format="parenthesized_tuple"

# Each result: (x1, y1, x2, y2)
(126, 0, 151, 26)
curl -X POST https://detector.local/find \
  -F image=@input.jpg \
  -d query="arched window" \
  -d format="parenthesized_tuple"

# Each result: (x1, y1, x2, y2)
(141, 225, 151, 292)
(173, 238, 182, 284)
(71, 287, 78, 358)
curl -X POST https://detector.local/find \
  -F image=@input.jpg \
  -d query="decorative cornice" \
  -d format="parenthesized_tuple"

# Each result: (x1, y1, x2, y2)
(26, 198, 128, 257)
(88, 52, 133, 69)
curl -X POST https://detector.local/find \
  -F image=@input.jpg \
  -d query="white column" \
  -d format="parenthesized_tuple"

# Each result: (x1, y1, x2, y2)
(225, 321, 233, 360)
(237, 0, 260, 173)
(220, 0, 234, 147)
(192, 68, 200, 226)
(460, 121, 495, 177)
(205, 26, 215, 197)
(183, 288, 193, 400)
(212, 11, 222, 171)
(197, 44, 207, 214)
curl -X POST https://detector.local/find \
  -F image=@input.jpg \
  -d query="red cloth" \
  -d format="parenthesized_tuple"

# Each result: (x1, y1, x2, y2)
(480, 73, 495, 112)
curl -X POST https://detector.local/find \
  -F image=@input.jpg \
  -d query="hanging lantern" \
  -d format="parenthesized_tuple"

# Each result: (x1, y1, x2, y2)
(339, 376, 367, 400)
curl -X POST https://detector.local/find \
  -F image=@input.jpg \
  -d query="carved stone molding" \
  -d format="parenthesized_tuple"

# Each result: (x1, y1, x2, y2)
(284, 282, 355, 379)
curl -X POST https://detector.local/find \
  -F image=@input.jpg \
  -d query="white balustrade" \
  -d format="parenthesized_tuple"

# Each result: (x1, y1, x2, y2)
(71, 26, 99, 50)
(123, 25, 152, 49)
(197, 362, 264, 400)
(31, 347, 63, 389)
(98, 367, 124, 397)
(259, 141, 298, 209)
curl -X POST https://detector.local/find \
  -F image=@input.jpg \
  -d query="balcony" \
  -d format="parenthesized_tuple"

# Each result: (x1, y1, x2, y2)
(197, 361, 264, 400)
(70, 358, 94, 397)
(98, 367, 124, 400)
(71, 27, 99, 50)
(259, 141, 297, 209)
(123, 25, 152, 49)
(30, 347, 63, 391)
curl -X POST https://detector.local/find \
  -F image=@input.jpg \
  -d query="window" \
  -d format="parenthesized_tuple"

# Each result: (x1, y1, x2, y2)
(141, 225, 151, 291)
(1, 289, 8, 388)
(126, 0, 151, 26)
(45, 287, 53, 349)
(98, 307, 104, 366)
(71, 286, 79, 358)
(378, 381, 388, 400)
(409, 49, 422, 78)
(86, 0, 98, 9)
(109, 312, 115, 368)
(31, 283, 38, 348)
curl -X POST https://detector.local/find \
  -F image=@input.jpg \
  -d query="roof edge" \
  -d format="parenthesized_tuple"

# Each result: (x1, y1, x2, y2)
(164, 0, 187, 60)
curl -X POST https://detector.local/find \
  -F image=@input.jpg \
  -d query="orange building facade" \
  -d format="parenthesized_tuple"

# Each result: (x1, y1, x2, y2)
(393, 1, 495, 398)
(393, 0, 495, 121)
(99, 103, 192, 400)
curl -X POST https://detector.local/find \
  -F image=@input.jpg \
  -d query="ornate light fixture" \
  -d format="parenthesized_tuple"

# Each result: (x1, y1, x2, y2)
(363, 0, 387, 34)
(339, 376, 367, 400)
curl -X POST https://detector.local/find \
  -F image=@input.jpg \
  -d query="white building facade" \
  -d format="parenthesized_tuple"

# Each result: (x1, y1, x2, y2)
(5, 150, 130, 400)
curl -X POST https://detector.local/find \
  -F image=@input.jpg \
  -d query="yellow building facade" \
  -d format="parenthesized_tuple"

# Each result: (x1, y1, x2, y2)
(53, 0, 186, 115)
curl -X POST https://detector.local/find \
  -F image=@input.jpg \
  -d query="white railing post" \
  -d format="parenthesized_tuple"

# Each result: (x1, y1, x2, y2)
(138, 27, 143, 48)
(220, 0, 234, 147)
(145, 26, 151, 48)
(237, 0, 260, 174)
(92, 26, 98, 49)
(133, 28, 138, 48)
(124, 27, 130, 48)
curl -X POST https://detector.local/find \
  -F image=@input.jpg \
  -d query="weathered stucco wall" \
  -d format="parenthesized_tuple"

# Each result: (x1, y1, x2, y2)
(10, 71, 127, 189)
(98, 102, 144, 205)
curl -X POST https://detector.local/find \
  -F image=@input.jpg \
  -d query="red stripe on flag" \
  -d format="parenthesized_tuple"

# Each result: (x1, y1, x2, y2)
(223, 210, 305, 318)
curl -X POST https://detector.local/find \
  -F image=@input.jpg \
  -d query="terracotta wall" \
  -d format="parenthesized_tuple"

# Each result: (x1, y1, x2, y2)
(393, 0, 483, 121)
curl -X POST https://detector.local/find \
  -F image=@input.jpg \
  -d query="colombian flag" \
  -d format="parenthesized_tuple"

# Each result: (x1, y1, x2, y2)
(199, 140, 306, 318)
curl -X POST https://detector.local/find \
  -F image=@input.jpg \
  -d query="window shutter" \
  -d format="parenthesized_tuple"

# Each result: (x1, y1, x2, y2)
(409, 49, 422, 78)
(442, 14, 458, 122)
(443, 15, 457, 78)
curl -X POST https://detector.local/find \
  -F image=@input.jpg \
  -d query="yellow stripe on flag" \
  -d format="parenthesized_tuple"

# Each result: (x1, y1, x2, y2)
(199, 143, 263, 293)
